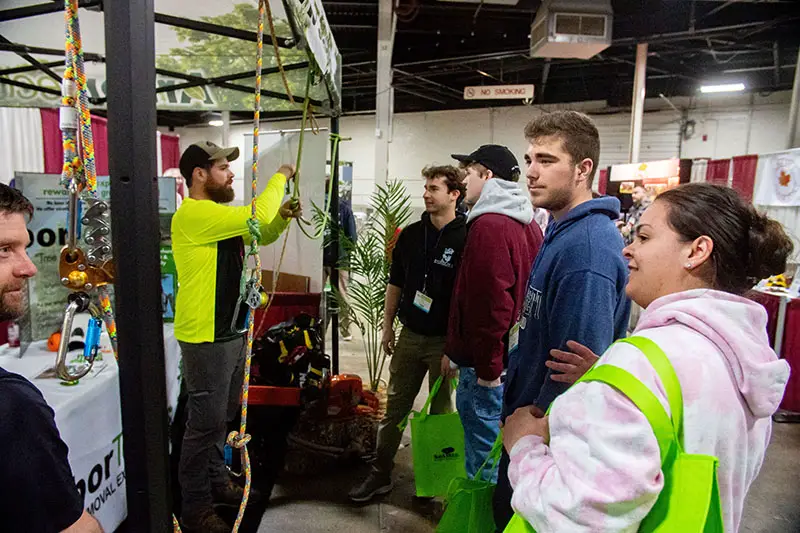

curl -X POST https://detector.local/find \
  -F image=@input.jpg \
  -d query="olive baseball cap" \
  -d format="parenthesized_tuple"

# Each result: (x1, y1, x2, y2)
(179, 141, 240, 180)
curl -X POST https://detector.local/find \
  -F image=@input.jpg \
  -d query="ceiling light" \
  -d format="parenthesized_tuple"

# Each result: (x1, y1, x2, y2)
(699, 83, 745, 94)
(208, 119, 224, 127)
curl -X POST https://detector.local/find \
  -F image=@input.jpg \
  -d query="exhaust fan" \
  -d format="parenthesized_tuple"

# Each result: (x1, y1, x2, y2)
(530, 0, 613, 60)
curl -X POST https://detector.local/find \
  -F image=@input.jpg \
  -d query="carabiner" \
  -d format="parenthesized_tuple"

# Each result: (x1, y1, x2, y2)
(55, 292, 96, 381)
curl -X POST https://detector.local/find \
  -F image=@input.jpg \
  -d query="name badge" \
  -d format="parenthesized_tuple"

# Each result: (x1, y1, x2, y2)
(413, 291, 433, 313)
(509, 322, 521, 353)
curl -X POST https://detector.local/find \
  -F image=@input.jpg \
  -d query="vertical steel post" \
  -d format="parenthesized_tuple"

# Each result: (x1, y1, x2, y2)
(629, 43, 648, 163)
(104, 0, 171, 530)
(787, 47, 800, 149)
(374, 0, 395, 186)
(330, 116, 341, 375)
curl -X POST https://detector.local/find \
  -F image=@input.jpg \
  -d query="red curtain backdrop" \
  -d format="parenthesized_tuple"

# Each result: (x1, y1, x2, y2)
(597, 168, 608, 195)
(161, 133, 180, 173)
(42, 109, 180, 176)
(705, 158, 730, 186)
(731, 155, 758, 202)
(41, 108, 109, 175)
(749, 291, 800, 412)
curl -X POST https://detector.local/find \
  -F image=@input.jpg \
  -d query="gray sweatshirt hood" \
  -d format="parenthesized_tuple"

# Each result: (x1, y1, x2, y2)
(467, 178, 534, 225)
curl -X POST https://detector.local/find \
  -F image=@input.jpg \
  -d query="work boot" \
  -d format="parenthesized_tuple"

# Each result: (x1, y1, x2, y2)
(181, 507, 230, 533)
(348, 472, 393, 502)
(212, 478, 263, 507)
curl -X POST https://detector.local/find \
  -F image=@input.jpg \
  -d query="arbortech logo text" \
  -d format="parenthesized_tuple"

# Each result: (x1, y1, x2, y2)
(434, 446, 461, 462)
(434, 248, 455, 268)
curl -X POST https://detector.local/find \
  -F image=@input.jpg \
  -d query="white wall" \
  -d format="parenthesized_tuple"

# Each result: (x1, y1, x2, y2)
(167, 90, 799, 211)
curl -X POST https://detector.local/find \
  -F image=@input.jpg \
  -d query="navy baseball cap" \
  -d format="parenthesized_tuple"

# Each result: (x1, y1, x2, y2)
(451, 144, 521, 182)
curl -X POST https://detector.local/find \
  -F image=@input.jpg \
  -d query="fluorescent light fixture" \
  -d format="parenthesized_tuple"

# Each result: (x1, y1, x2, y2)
(700, 83, 745, 94)
(208, 119, 224, 127)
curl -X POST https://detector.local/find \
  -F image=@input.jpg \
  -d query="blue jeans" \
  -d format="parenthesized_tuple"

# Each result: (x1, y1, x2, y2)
(456, 367, 503, 483)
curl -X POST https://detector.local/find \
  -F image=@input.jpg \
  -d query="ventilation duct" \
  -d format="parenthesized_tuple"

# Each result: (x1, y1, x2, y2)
(530, 0, 613, 60)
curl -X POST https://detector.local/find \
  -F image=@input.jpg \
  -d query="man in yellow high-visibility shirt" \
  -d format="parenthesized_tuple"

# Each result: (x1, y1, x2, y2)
(172, 141, 300, 533)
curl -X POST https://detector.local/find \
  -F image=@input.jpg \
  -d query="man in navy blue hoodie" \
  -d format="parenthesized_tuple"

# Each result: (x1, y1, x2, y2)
(493, 111, 630, 530)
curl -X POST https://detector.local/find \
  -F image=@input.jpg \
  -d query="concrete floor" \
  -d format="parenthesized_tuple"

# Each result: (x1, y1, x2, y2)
(256, 328, 800, 533)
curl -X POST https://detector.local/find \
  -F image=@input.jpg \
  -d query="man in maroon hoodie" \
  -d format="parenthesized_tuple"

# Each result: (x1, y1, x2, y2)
(444, 145, 543, 481)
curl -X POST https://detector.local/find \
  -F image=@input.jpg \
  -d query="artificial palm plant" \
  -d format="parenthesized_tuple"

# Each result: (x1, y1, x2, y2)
(317, 180, 412, 391)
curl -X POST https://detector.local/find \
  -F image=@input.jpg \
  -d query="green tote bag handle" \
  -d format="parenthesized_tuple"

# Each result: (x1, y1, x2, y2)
(398, 375, 459, 431)
(504, 336, 723, 533)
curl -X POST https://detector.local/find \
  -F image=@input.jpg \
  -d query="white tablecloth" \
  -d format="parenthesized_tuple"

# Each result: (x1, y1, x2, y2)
(0, 323, 182, 532)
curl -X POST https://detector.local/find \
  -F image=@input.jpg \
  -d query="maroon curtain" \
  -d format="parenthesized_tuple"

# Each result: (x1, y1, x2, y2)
(597, 168, 608, 195)
(41, 108, 109, 175)
(781, 299, 800, 412)
(731, 155, 758, 202)
(92, 115, 109, 176)
(41, 108, 61, 174)
(705, 159, 730, 186)
(160, 133, 181, 173)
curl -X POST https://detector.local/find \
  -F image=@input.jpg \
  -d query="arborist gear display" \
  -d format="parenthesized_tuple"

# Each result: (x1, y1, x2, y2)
(55, 0, 118, 382)
(251, 313, 330, 401)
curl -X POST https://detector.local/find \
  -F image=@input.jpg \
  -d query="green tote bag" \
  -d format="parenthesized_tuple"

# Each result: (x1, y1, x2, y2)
(400, 376, 467, 497)
(504, 336, 724, 533)
(436, 433, 504, 533)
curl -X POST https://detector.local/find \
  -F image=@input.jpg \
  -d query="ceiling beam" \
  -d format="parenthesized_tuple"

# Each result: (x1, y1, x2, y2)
(0, 41, 105, 63)
(153, 12, 294, 49)
(0, 76, 61, 96)
(0, 0, 101, 22)
(612, 18, 800, 48)
(0, 34, 62, 83)
(393, 68, 463, 98)
(0, 60, 63, 77)
(394, 86, 446, 104)
(146, 68, 322, 107)
(154, 62, 308, 94)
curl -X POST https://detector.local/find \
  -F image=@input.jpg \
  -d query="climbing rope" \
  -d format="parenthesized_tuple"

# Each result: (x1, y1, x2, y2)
(171, 2, 337, 530)
(221, 0, 271, 530)
(262, 0, 294, 105)
(56, 0, 118, 383)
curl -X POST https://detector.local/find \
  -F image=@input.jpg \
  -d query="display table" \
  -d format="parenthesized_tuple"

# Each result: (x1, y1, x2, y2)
(749, 290, 800, 413)
(0, 323, 183, 532)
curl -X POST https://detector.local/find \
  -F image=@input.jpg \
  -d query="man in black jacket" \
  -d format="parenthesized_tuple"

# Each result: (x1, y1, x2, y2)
(0, 183, 103, 532)
(349, 165, 467, 502)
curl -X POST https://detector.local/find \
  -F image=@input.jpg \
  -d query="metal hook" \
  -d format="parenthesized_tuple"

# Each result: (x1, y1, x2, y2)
(55, 292, 96, 382)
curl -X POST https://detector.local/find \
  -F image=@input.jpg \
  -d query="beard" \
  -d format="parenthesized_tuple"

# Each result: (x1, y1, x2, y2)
(205, 180, 235, 204)
(0, 282, 27, 322)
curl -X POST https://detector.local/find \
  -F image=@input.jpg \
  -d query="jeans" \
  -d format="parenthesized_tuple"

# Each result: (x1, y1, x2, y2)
(374, 327, 453, 475)
(178, 336, 246, 515)
(456, 367, 503, 483)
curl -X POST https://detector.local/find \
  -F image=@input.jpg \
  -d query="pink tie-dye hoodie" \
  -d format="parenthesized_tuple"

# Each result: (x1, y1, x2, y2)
(508, 289, 790, 532)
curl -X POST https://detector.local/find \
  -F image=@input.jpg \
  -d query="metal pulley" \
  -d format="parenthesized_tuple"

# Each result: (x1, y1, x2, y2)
(59, 197, 114, 292)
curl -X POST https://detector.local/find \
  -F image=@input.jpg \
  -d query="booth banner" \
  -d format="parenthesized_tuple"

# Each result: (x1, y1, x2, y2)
(284, 0, 342, 111)
(12, 173, 176, 341)
(67, 408, 126, 531)
(51, 363, 127, 531)
(609, 158, 681, 182)
(754, 149, 800, 207)
(0, 1, 338, 113)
